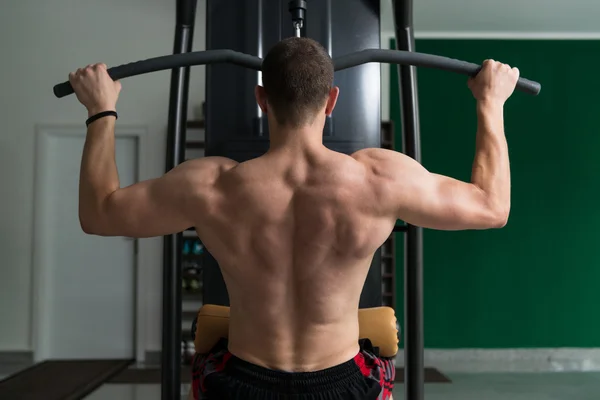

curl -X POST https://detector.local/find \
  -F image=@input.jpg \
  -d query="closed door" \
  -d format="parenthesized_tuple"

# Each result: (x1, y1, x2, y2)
(34, 129, 138, 360)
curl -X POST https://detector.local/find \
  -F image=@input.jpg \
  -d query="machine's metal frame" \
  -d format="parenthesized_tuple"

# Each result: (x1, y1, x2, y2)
(162, 1, 197, 398)
(163, 2, 423, 398)
(163, 2, 416, 400)
(391, 1, 424, 399)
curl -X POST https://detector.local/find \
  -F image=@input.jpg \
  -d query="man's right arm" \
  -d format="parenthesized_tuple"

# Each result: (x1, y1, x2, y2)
(470, 99, 510, 226)
(355, 143, 508, 231)
(355, 60, 518, 231)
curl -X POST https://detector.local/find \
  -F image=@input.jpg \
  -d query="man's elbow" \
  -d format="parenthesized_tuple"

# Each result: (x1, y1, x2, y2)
(79, 214, 101, 235)
(79, 210, 111, 236)
(488, 205, 510, 229)
(491, 212, 509, 228)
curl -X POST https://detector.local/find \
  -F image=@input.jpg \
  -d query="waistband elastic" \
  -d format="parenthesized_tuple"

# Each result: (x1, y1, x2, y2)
(225, 353, 363, 394)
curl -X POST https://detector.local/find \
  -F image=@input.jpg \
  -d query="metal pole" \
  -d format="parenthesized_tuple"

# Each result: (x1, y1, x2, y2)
(324, 0, 332, 56)
(256, 0, 265, 133)
(391, 0, 424, 399)
(162, 1, 197, 399)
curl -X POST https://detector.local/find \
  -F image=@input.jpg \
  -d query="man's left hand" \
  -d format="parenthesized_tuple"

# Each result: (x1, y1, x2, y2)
(69, 63, 122, 117)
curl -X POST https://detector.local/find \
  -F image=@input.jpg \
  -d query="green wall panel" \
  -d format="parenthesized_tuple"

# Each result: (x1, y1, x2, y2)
(390, 39, 600, 348)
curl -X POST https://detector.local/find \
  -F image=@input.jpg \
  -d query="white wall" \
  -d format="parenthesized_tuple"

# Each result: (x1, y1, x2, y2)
(0, 0, 206, 353)
(382, 0, 600, 37)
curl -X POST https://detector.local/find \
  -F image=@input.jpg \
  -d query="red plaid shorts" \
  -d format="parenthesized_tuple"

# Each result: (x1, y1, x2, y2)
(191, 338, 395, 399)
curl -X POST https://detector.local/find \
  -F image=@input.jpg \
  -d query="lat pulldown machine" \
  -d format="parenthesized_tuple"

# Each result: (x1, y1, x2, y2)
(54, 1, 540, 400)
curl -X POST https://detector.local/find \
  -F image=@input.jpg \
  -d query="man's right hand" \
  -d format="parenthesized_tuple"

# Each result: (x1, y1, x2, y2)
(468, 60, 520, 105)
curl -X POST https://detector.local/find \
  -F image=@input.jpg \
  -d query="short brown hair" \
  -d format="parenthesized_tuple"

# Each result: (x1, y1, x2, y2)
(261, 37, 334, 127)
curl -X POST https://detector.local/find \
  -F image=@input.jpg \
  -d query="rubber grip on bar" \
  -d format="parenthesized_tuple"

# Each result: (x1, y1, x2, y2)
(333, 49, 541, 96)
(53, 49, 263, 98)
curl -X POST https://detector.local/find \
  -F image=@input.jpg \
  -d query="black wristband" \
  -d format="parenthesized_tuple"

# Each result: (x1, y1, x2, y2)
(86, 110, 118, 127)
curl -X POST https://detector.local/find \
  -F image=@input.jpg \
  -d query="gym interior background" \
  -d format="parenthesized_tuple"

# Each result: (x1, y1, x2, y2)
(1, 0, 600, 399)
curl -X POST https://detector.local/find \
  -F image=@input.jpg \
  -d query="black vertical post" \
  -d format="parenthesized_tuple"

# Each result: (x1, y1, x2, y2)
(162, 1, 197, 399)
(391, 1, 424, 400)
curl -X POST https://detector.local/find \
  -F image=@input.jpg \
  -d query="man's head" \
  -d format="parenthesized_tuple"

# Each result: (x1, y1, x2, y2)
(256, 37, 339, 129)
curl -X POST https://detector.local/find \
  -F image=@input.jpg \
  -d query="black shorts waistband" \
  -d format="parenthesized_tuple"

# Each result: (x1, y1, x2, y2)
(225, 353, 362, 394)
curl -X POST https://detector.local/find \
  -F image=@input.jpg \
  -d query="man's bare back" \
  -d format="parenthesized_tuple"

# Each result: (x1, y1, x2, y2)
(69, 34, 519, 397)
(194, 148, 397, 371)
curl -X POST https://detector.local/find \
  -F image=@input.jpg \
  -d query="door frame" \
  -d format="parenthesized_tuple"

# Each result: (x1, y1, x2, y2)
(31, 124, 149, 362)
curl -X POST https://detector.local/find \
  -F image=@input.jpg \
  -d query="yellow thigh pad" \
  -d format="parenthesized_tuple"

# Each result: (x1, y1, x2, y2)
(194, 305, 399, 358)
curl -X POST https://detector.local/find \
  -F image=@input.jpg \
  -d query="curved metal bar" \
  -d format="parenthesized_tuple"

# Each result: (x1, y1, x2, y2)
(334, 49, 541, 95)
(53, 50, 263, 98)
(54, 48, 541, 98)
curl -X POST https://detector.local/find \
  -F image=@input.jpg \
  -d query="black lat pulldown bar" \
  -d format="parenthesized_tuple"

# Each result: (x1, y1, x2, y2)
(53, 50, 541, 98)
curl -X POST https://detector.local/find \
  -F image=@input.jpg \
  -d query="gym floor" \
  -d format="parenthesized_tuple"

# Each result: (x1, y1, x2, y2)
(3, 366, 600, 399)
(81, 372, 600, 400)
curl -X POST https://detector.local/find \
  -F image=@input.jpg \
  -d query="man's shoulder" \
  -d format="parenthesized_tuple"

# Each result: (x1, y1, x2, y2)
(350, 148, 415, 178)
(174, 157, 239, 190)
(350, 147, 396, 163)
(184, 156, 239, 170)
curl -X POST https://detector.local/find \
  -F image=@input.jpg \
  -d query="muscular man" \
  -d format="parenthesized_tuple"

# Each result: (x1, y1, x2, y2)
(69, 38, 519, 399)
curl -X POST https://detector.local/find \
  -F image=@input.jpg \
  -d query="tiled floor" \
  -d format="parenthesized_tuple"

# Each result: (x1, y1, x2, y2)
(83, 372, 600, 400)
(4, 368, 600, 399)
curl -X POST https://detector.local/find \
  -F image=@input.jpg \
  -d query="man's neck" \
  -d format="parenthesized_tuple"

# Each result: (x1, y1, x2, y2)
(268, 125, 325, 153)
